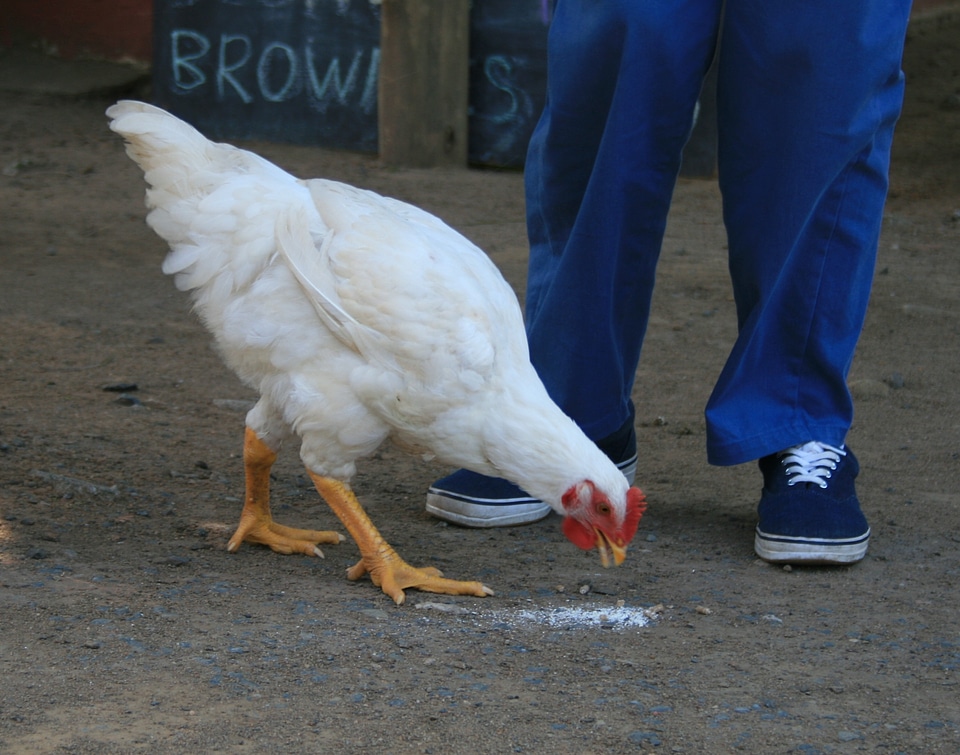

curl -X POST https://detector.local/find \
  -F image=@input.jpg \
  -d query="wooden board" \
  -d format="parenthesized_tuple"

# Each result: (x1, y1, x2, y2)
(379, 0, 469, 168)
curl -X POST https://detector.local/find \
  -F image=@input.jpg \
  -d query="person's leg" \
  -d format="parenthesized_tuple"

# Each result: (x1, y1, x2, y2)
(525, 0, 721, 440)
(709, 0, 911, 561)
(427, 0, 722, 525)
(707, 0, 911, 465)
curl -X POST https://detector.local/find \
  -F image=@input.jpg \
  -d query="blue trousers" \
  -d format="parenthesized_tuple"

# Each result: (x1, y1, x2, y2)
(524, 0, 911, 466)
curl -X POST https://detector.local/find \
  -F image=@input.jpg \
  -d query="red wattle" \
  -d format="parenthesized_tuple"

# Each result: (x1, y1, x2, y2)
(563, 516, 595, 551)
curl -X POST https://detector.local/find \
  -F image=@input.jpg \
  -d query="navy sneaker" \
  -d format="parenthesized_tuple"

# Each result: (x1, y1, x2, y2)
(426, 409, 638, 527)
(754, 442, 870, 564)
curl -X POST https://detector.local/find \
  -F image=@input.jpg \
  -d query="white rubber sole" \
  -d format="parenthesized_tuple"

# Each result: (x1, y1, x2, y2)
(754, 527, 870, 565)
(425, 495, 552, 527)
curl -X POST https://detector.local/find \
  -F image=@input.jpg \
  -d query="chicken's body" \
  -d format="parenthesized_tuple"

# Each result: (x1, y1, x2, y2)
(108, 101, 646, 604)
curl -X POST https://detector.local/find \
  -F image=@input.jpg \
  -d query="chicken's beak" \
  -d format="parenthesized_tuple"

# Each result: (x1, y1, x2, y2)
(595, 529, 627, 568)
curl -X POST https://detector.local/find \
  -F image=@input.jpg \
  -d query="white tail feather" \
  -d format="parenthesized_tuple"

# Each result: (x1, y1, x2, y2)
(106, 101, 215, 183)
(107, 100, 291, 202)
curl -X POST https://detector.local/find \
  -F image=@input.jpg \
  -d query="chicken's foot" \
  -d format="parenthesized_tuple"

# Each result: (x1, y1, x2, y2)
(228, 427, 345, 557)
(309, 473, 494, 605)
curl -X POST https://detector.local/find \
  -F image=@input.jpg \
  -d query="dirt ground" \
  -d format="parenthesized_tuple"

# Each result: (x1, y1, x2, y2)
(1, 9, 959, 754)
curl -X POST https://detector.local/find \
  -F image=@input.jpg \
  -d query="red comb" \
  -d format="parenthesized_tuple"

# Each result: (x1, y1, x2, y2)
(621, 487, 647, 543)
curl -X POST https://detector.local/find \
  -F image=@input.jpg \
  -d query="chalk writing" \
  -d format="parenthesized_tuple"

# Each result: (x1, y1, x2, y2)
(481, 55, 535, 127)
(168, 29, 377, 111)
(305, 43, 379, 113)
(218, 34, 252, 102)
(258, 42, 298, 102)
(170, 30, 208, 91)
(469, 54, 537, 164)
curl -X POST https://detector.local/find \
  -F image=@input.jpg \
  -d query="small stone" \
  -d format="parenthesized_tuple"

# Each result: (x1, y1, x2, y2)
(155, 555, 191, 566)
(414, 602, 470, 615)
(26, 547, 48, 560)
(885, 372, 905, 390)
(590, 582, 619, 596)
(838, 730, 861, 742)
(579, 584, 591, 595)
(115, 393, 142, 406)
(628, 731, 662, 746)
(83, 640, 103, 649)
(102, 382, 138, 393)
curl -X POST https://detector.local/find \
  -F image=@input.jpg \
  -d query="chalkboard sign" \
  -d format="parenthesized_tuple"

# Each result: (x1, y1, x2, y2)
(467, 0, 549, 167)
(152, 0, 381, 152)
(153, 0, 551, 165)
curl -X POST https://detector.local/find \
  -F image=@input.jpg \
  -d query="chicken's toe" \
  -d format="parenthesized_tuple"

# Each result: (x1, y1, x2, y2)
(228, 517, 344, 557)
(347, 555, 493, 605)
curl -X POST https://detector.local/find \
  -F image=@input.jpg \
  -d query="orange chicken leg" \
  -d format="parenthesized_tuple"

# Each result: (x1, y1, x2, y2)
(309, 473, 494, 605)
(227, 428, 345, 556)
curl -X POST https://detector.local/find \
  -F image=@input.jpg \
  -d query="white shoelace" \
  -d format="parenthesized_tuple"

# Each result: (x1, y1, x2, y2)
(779, 441, 846, 489)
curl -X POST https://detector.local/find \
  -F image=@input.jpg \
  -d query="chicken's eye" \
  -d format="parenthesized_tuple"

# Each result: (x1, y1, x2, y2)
(596, 502, 610, 516)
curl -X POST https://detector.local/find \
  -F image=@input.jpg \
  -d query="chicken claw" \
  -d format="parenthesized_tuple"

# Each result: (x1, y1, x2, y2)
(227, 515, 344, 557)
(346, 552, 494, 606)
(228, 427, 345, 557)
(309, 472, 494, 605)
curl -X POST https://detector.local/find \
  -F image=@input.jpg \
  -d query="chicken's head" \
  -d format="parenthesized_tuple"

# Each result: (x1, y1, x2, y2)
(560, 481, 647, 567)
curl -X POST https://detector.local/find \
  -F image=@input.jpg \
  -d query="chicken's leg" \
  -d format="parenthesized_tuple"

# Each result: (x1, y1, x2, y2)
(227, 427, 345, 556)
(309, 472, 494, 605)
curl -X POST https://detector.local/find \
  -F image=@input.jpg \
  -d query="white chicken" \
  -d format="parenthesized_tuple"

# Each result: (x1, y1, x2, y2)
(107, 100, 646, 605)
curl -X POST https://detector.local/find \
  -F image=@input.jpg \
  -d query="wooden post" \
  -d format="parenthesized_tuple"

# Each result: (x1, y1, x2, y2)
(378, 0, 470, 168)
